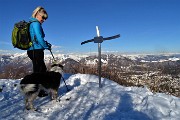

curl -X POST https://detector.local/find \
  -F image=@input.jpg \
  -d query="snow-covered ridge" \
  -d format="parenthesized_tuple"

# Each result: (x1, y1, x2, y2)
(1, 52, 180, 64)
(122, 53, 180, 62)
(0, 73, 180, 120)
(1, 53, 180, 75)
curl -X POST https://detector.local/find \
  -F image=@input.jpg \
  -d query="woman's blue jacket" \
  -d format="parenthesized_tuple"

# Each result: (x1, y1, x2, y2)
(28, 17, 49, 51)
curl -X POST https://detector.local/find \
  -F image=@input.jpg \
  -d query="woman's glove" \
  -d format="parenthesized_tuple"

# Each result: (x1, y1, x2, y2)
(45, 41, 52, 50)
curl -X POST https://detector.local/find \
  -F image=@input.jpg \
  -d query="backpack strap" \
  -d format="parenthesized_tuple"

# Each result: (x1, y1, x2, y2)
(29, 19, 38, 24)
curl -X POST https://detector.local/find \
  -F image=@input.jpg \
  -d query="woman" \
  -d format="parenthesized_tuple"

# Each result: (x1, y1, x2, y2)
(28, 6, 51, 97)
(28, 6, 51, 73)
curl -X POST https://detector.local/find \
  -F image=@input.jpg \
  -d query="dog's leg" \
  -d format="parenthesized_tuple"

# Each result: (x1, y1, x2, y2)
(50, 88, 58, 100)
(25, 92, 38, 110)
(25, 97, 29, 110)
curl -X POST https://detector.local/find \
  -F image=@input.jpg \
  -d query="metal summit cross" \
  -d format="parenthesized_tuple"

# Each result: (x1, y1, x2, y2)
(81, 26, 120, 88)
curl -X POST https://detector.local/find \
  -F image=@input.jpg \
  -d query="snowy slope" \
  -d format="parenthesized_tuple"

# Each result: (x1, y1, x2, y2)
(0, 74, 179, 120)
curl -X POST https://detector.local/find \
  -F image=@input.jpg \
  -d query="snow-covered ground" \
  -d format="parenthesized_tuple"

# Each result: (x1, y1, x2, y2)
(0, 73, 179, 120)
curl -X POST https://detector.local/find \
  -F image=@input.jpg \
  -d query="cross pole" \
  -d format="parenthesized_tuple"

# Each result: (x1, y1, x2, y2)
(81, 26, 120, 88)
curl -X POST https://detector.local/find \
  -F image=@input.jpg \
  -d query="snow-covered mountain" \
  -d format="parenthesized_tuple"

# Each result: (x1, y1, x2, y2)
(1, 52, 180, 83)
(0, 53, 87, 78)
(0, 73, 180, 120)
(1, 52, 180, 61)
(1, 52, 180, 70)
(123, 53, 180, 62)
(1, 52, 180, 65)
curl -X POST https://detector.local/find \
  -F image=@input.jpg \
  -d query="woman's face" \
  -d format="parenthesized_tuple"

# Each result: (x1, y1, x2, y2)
(36, 12, 46, 24)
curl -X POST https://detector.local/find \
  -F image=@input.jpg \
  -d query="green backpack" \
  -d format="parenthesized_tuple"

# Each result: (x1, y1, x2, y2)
(12, 20, 35, 50)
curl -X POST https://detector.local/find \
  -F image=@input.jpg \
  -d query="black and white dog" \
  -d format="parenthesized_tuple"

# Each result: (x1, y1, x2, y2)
(20, 64, 63, 110)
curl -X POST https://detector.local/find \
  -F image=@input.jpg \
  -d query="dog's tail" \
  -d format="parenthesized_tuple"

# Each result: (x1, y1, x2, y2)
(20, 84, 38, 94)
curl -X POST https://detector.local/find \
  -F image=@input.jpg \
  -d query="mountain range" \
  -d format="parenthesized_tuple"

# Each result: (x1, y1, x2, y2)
(1, 52, 180, 74)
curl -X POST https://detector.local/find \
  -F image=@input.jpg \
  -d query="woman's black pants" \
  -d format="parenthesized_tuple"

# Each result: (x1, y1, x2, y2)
(27, 49, 47, 73)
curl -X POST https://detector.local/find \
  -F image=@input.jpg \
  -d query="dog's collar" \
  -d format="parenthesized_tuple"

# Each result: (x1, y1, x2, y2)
(51, 64, 63, 68)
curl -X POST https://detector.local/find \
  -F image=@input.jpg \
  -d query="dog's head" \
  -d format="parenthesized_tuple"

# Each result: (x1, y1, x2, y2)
(50, 64, 63, 74)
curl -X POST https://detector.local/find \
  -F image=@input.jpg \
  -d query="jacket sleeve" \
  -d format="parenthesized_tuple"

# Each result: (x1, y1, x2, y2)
(32, 22, 49, 49)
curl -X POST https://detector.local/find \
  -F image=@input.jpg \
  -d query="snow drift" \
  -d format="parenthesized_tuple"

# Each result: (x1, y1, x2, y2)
(0, 73, 180, 120)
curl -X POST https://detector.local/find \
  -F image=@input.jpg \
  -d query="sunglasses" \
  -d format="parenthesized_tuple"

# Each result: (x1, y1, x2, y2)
(38, 12, 47, 20)
(42, 16, 47, 20)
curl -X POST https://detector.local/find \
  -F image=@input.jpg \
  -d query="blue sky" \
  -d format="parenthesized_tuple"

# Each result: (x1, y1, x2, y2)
(0, 0, 180, 54)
